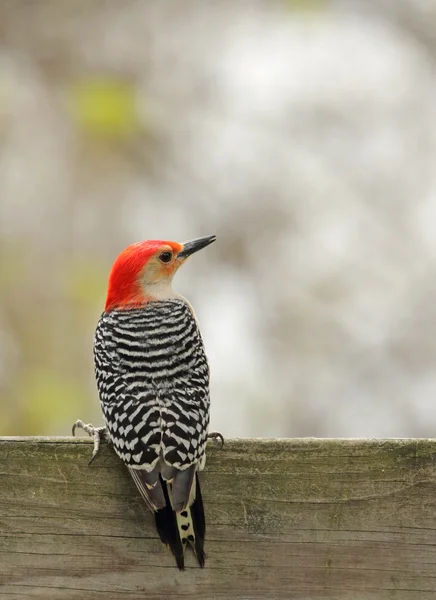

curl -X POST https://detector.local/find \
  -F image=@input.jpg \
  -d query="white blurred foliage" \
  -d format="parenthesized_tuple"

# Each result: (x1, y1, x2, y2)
(1, 1, 436, 437)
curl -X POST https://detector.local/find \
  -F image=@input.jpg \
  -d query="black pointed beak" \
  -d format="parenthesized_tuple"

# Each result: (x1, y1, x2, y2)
(178, 235, 216, 259)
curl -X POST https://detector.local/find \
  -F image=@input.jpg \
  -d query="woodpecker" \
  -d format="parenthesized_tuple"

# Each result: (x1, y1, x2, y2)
(73, 235, 221, 570)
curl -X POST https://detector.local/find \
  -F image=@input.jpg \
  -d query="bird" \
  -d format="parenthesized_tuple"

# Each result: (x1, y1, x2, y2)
(73, 235, 222, 570)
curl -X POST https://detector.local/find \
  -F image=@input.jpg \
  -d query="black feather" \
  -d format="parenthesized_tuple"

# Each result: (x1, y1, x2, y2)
(154, 476, 185, 570)
(190, 474, 206, 567)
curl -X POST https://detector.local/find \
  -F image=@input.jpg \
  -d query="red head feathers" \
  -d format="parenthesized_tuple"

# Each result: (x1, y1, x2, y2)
(105, 236, 216, 311)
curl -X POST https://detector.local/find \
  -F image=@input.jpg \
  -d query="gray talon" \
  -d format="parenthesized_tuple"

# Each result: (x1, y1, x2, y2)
(72, 419, 109, 464)
(207, 431, 224, 448)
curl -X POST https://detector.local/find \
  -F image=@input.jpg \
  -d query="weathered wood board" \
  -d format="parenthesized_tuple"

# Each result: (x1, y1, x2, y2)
(1, 437, 436, 599)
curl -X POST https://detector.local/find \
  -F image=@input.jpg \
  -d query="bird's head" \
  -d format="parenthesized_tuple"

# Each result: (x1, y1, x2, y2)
(105, 235, 216, 311)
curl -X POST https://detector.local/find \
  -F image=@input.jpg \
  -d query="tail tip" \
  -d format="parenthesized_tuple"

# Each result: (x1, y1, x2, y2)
(177, 560, 185, 571)
(197, 550, 206, 568)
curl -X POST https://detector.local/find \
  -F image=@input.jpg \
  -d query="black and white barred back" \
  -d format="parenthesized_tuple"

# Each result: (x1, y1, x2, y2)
(94, 298, 210, 473)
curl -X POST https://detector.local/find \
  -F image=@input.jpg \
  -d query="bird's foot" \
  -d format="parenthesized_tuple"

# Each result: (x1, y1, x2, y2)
(207, 431, 224, 448)
(72, 419, 110, 465)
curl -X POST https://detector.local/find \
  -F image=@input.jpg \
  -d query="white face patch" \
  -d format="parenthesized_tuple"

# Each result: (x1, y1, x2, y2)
(137, 249, 184, 301)
(140, 280, 179, 301)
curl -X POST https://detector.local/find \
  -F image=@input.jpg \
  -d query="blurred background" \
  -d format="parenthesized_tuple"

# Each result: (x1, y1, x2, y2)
(1, 0, 436, 438)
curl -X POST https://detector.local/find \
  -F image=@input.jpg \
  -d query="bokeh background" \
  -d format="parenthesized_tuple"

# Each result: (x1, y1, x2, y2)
(2, 0, 436, 438)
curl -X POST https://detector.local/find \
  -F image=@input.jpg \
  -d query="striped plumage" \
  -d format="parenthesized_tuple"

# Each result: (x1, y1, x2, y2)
(94, 300, 210, 471)
(89, 235, 216, 569)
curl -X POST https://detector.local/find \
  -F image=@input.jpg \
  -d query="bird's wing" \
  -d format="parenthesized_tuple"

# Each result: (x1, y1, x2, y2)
(94, 313, 165, 510)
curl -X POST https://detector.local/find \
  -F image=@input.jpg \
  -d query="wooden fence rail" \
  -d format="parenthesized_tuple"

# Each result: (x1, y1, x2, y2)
(1, 437, 436, 599)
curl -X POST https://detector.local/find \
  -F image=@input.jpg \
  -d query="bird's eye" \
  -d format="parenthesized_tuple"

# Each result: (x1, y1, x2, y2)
(158, 251, 173, 263)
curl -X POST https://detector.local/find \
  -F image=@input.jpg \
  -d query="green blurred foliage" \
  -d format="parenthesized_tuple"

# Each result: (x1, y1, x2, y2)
(17, 369, 90, 436)
(1, 251, 108, 436)
(70, 77, 140, 139)
(284, 0, 326, 13)
(0, 243, 28, 288)
(67, 261, 107, 309)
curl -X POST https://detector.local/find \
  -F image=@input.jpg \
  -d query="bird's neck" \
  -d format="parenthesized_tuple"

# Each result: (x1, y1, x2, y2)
(105, 280, 179, 311)
(141, 281, 179, 302)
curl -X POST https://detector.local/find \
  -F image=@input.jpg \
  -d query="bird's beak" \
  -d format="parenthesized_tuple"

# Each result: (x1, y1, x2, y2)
(177, 235, 216, 259)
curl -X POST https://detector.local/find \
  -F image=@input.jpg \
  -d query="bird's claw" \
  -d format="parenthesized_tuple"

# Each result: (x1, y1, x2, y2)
(207, 431, 224, 448)
(72, 419, 109, 465)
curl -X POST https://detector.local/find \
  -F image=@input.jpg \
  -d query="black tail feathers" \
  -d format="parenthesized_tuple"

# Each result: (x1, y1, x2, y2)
(155, 477, 185, 569)
(190, 474, 206, 567)
(154, 473, 206, 570)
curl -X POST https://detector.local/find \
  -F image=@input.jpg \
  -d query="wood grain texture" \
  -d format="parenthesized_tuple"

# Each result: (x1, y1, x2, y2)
(1, 437, 436, 600)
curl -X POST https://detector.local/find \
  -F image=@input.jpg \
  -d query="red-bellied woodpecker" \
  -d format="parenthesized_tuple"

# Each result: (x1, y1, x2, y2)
(73, 235, 222, 570)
